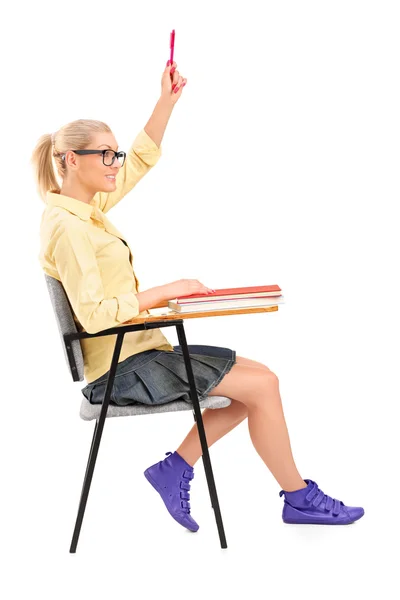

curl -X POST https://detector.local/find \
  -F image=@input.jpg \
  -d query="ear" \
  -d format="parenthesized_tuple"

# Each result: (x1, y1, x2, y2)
(64, 150, 79, 169)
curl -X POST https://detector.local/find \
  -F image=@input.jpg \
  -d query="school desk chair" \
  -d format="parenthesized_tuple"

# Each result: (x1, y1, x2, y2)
(44, 274, 231, 553)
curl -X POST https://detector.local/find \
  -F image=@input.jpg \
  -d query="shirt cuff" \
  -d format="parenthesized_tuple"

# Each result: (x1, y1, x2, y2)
(130, 128, 162, 167)
(115, 291, 140, 324)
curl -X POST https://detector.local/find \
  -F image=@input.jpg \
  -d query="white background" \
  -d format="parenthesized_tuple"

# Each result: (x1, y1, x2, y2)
(1, 0, 399, 598)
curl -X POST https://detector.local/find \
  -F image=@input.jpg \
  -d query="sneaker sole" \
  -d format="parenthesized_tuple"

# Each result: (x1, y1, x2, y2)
(144, 468, 199, 532)
(283, 512, 365, 525)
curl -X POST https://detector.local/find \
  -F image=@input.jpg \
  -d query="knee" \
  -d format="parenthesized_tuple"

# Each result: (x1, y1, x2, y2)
(248, 370, 279, 407)
(261, 370, 279, 386)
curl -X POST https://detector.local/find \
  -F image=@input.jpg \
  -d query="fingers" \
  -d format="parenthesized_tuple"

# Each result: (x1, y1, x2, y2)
(171, 69, 180, 86)
(198, 280, 215, 294)
(167, 61, 187, 91)
(172, 75, 187, 93)
(172, 75, 183, 92)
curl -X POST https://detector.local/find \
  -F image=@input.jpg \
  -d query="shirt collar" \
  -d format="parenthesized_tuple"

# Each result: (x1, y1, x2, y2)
(46, 190, 97, 221)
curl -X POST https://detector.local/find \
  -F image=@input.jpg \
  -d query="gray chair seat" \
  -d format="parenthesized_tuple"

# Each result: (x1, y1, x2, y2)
(80, 394, 232, 420)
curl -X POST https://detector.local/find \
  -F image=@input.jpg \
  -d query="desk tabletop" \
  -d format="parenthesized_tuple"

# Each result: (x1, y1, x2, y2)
(123, 304, 279, 325)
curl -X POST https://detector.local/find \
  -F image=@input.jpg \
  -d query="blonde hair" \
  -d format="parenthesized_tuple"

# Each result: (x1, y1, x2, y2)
(30, 119, 112, 202)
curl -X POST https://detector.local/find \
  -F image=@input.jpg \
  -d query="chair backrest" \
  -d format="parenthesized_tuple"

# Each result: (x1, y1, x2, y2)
(44, 274, 85, 382)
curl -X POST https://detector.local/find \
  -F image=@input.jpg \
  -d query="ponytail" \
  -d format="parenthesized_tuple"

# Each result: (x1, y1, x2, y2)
(30, 132, 61, 202)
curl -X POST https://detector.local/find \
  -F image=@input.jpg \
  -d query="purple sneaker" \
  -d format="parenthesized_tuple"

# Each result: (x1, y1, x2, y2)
(279, 479, 365, 525)
(144, 451, 199, 532)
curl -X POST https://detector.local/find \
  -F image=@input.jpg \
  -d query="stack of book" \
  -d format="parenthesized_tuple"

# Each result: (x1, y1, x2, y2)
(168, 284, 284, 313)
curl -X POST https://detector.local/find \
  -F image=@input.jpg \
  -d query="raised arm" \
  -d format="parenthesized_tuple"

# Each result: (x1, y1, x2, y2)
(94, 126, 163, 214)
(94, 60, 187, 214)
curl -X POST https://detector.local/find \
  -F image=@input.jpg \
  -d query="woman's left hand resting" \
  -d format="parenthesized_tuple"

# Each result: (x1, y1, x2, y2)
(161, 61, 187, 105)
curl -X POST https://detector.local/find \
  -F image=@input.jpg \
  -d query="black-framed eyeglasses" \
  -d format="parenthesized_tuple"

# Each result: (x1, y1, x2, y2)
(60, 149, 126, 167)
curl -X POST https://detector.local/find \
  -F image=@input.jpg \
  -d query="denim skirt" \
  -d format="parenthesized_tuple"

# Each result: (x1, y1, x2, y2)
(81, 344, 236, 407)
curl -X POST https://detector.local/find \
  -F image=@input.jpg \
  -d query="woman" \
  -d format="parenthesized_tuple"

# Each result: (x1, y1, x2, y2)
(32, 60, 364, 533)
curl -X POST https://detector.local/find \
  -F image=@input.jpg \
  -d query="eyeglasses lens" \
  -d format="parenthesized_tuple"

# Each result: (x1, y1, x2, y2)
(103, 150, 125, 166)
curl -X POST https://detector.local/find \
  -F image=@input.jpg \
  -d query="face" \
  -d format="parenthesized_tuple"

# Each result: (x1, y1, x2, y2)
(65, 131, 122, 194)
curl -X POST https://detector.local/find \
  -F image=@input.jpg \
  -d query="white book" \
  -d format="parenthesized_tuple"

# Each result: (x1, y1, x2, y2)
(167, 295, 285, 313)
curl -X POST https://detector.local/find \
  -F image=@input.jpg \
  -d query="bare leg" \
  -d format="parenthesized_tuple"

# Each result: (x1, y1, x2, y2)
(176, 357, 306, 492)
(176, 399, 248, 465)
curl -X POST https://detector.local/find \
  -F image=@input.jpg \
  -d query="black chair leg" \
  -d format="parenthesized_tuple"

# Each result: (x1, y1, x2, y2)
(176, 324, 227, 549)
(69, 417, 105, 553)
(83, 419, 99, 485)
(193, 410, 213, 510)
(69, 332, 125, 553)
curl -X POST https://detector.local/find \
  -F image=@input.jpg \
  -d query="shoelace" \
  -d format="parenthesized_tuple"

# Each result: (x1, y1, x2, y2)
(165, 451, 194, 514)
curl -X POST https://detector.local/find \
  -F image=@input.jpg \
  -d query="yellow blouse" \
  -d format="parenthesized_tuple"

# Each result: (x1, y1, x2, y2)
(39, 128, 174, 384)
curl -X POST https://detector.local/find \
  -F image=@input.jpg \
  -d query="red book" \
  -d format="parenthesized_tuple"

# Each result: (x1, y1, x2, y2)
(176, 284, 282, 304)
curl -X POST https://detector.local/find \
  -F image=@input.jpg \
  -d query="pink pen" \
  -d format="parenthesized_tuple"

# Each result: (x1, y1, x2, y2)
(169, 29, 175, 65)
